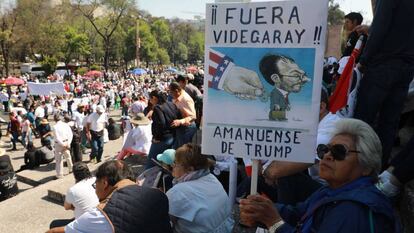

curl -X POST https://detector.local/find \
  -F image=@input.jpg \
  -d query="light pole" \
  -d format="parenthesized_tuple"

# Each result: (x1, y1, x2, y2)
(135, 18, 140, 68)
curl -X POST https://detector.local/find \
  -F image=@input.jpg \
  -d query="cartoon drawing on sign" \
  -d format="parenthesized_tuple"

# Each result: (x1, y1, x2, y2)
(259, 54, 310, 121)
(207, 49, 265, 100)
(207, 49, 311, 122)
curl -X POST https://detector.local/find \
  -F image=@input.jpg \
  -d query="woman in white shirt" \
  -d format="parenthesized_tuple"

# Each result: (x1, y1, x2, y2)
(116, 113, 152, 160)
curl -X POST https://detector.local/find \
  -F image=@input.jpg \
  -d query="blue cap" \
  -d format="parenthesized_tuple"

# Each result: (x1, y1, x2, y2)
(156, 149, 175, 165)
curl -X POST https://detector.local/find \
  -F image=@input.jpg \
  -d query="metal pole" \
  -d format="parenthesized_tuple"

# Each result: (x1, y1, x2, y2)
(136, 18, 140, 68)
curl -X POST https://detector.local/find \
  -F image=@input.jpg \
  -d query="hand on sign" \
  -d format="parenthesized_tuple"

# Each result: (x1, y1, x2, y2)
(239, 195, 282, 229)
(222, 66, 264, 100)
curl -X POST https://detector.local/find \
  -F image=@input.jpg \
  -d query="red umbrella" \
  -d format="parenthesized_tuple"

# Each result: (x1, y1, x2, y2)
(186, 66, 198, 74)
(0, 77, 25, 86)
(85, 70, 103, 77)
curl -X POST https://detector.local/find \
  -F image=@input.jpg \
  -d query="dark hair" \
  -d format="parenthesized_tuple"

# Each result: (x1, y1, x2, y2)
(169, 82, 182, 92)
(63, 114, 71, 123)
(175, 143, 209, 171)
(149, 90, 167, 104)
(175, 74, 188, 83)
(259, 54, 295, 86)
(53, 114, 62, 122)
(345, 12, 363, 25)
(95, 160, 134, 186)
(26, 142, 35, 151)
(73, 162, 92, 183)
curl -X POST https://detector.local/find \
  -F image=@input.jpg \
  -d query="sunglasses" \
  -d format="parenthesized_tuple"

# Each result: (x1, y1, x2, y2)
(316, 144, 360, 161)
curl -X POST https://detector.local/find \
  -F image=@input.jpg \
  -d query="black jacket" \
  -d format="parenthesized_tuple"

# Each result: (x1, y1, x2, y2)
(151, 102, 182, 141)
(360, 0, 414, 66)
(101, 183, 172, 233)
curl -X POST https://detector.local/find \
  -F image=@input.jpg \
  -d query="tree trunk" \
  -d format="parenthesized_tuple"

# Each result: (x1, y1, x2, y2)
(103, 38, 111, 72)
(0, 41, 10, 77)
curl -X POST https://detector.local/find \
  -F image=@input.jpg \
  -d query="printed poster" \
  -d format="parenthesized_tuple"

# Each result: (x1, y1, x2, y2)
(202, 0, 328, 163)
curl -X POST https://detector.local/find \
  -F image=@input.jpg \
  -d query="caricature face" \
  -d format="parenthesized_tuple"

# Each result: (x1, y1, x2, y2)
(273, 58, 309, 93)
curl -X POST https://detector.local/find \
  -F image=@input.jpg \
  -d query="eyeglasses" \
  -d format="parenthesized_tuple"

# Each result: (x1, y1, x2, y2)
(316, 144, 360, 161)
(280, 73, 307, 81)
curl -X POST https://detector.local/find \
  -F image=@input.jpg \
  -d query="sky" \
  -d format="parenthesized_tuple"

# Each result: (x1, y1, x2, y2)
(138, 0, 373, 23)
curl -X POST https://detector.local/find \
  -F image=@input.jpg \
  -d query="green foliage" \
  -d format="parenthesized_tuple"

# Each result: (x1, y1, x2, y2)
(90, 64, 101, 71)
(151, 19, 171, 49)
(61, 27, 91, 64)
(41, 56, 58, 76)
(76, 67, 88, 75)
(139, 20, 158, 64)
(328, 0, 345, 25)
(175, 42, 188, 64)
(157, 48, 170, 65)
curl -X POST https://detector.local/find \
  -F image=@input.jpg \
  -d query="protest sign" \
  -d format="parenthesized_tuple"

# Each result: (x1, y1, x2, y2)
(27, 82, 66, 96)
(202, 0, 328, 163)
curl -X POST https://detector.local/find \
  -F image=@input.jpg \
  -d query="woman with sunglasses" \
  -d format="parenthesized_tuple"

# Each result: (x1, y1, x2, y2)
(239, 118, 401, 233)
(166, 143, 234, 233)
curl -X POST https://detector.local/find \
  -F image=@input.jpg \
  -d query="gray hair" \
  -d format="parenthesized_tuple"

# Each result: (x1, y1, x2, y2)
(332, 118, 382, 176)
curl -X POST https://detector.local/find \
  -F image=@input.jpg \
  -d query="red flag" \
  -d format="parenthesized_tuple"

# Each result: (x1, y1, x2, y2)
(329, 36, 364, 113)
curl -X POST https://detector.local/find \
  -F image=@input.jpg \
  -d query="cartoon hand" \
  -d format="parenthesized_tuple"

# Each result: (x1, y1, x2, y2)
(222, 66, 264, 100)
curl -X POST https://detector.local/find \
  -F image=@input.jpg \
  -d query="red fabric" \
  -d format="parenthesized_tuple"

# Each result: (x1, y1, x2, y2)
(245, 165, 252, 177)
(329, 48, 361, 113)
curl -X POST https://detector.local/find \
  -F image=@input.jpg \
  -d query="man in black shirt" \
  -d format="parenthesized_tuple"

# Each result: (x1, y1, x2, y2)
(342, 12, 364, 57)
(354, 0, 414, 169)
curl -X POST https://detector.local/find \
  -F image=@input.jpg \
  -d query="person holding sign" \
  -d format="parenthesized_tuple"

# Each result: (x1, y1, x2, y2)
(239, 119, 400, 233)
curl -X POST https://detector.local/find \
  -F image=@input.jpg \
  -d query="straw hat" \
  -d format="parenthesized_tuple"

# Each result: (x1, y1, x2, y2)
(40, 118, 49, 125)
(130, 113, 150, 125)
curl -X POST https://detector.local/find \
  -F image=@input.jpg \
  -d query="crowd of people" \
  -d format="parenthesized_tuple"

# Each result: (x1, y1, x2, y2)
(0, 1, 414, 232)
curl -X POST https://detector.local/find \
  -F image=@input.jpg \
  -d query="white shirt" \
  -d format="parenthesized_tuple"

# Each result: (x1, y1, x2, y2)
(122, 124, 152, 154)
(73, 111, 85, 130)
(53, 120, 73, 147)
(0, 92, 8, 102)
(65, 208, 112, 233)
(34, 106, 45, 118)
(65, 177, 99, 219)
(87, 112, 107, 132)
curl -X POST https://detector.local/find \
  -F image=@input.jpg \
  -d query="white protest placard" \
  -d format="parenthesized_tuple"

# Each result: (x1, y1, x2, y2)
(202, 0, 328, 163)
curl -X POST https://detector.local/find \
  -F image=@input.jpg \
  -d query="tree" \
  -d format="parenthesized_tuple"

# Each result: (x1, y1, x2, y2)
(74, 0, 135, 71)
(156, 48, 170, 65)
(151, 19, 171, 49)
(138, 19, 158, 66)
(328, 0, 345, 26)
(187, 31, 204, 64)
(61, 27, 91, 73)
(0, 1, 17, 76)
(175, 42, 188, 64)
(41, 55, 58, 76)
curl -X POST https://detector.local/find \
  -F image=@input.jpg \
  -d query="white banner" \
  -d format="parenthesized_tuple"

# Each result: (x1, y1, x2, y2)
(202, 0, 328, 163)
(27, 82, 66, 96)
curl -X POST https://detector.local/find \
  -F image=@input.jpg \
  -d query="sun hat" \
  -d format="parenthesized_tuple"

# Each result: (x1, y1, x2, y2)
(130, 113, 150, 125)
(40, 118, 49, 124)
(156, 149, 176, 165)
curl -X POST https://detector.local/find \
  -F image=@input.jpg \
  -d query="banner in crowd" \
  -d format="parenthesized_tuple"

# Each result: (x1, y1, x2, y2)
(27, 82, 66, 96)
(202, 0, 328, 163)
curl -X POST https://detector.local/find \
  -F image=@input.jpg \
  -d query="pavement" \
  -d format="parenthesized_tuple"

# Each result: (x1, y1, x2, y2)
(0, 109, 127, 233)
